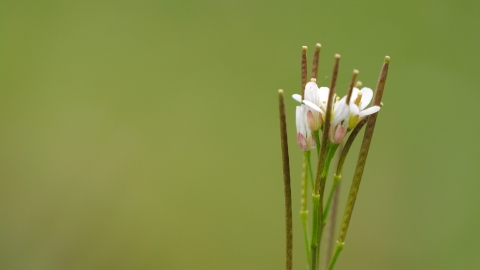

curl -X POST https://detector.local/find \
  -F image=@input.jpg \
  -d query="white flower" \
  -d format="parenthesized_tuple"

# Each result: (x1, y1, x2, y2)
(295, 105, 316, 151)
(329, 96, 350, 144)
(293, 81, 329, 131)
(292, 81, 379, 144)
(347, 87, 381, 129)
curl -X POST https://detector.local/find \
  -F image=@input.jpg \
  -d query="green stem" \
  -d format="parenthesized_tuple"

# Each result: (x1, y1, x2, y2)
(323, 174, 341, 270)
(322, 144, 339, 181)
(323, 174, 341, 225)
(300, 210, 310, 264)
(313, 130, 321, 156)
(310, 143, 339, 269)
(310, 194, 321, 270)
(323, 141, 344, 269)
(311, 55, 340, 270)
(300, 156, 310, 264)
(327, 241, 344, 270)
(304, 151, 314, 190)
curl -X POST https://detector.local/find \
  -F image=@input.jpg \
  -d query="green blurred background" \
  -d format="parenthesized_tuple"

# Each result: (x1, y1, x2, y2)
(1, 0, 479, 269)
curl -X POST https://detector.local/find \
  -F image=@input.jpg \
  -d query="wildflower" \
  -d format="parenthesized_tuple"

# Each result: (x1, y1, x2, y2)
(329, 96, 350, 144)
(292, 80, 351, 144)
(347, 87, 381, 129)
(293, 80, 329, 131)
(295, 105, 316, 151)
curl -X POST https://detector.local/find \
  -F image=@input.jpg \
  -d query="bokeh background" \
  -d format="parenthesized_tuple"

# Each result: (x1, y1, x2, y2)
(1, 0, 479, 269)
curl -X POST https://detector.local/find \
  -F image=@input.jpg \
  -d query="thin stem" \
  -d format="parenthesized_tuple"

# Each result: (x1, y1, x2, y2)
(319, 143, 340, 223)
(328, 56, 390, 270)
(323, 143, 339, 180)
(310, 193, 320, 270)
(301, 211, 310, 264)
(315, 54, 340, 194)
(300, 155, 310, 264)
(313, 130, 320, 156)
(324, 173, 341, 269)
(278, 89, 293, 270)
(310, 144, 338, 269)
(304, 151, 314, 190)
(323, 174, 341, 225)
(310, 55, 341, 270)
(327, 241, 344, 270)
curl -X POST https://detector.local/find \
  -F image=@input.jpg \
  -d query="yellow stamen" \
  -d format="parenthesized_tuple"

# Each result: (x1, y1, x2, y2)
(354, 92, 363, 106)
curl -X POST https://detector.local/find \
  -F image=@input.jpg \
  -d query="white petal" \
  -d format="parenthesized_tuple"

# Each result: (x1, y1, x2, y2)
(333, 96, 347, 110)
(349, 88, 360, 104)
(318, 87, 330, 99)
(295, 106, 304, 133)
(306, 82, 326, 109)
(332, 99, 350, 126)
(359, 88, 373, 110)
(318, 87, 330, 110)
(359, 106, 380, 117)
(303, 100, 323, 113)
(305, 82, 319, 93)
(304, 82, 318, 102)
(292, 94, 302, 103)
(349, 102, 360, 116)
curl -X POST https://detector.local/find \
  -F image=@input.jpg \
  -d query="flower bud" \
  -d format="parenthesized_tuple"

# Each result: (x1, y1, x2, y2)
(329, 124, 347, 144)
(306, 110, 322, 131)
(296, 105, 316, 151)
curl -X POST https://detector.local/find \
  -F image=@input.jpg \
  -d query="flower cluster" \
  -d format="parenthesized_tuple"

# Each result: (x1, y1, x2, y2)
(293, 80, 380, 149)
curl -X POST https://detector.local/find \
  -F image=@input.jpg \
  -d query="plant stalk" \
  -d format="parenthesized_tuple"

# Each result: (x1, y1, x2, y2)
(304, 151, 314, 190)
(278, 89, 293, 270)
(323, 173, 341, 269)
(310, 55, 341, 270)
(300, 154, 310, 264)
